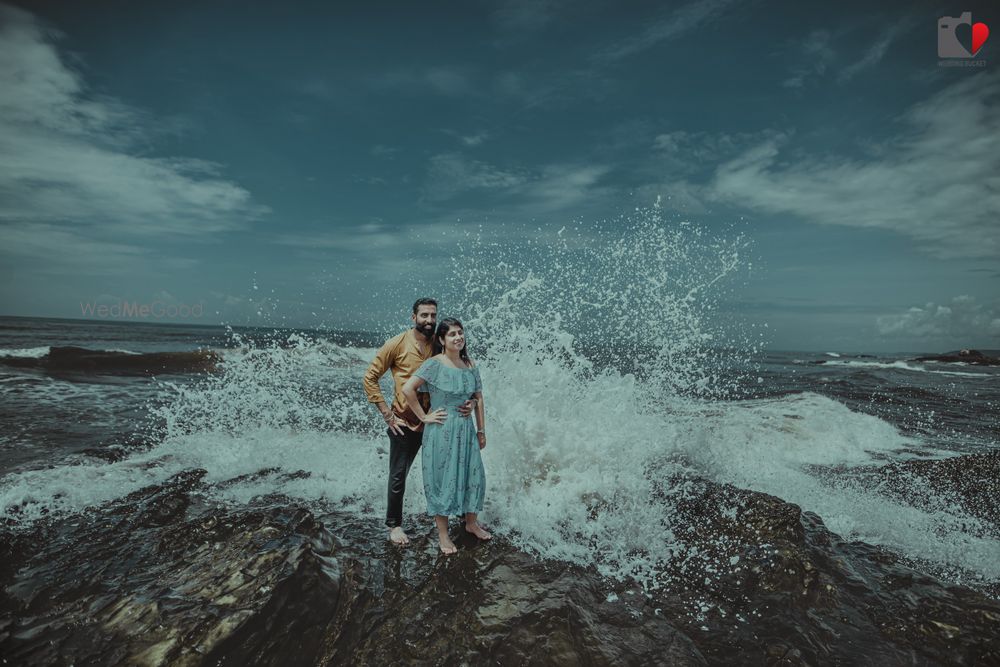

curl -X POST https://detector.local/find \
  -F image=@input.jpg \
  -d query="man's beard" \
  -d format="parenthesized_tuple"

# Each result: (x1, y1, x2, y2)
(417, 323, 434, 337)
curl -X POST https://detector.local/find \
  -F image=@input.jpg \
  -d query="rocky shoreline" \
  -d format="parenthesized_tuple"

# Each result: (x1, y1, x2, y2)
(2, 458, 999, 666)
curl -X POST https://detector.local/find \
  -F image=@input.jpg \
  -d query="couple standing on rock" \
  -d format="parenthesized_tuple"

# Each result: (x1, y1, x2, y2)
(362, 298, 491, 554)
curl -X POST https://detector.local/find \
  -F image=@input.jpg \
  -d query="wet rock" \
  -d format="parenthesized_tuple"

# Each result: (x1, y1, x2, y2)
(649, 475, 1000, 666)
(0, 473, 703, 666)
(1, 469, 998, 666)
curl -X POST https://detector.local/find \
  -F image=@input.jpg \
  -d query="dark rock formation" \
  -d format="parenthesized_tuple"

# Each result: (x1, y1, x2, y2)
(1, 466, 998, 666)
(654, 475, 1000, 665)
(913, 349, 1000, 366)
(0, 346, 220, 376)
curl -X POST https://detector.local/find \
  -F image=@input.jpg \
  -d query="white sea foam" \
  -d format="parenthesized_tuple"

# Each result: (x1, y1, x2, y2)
(0, 346, 50, 358)
(3, 350, 995, 584)
(0, 346, 143, 358)
(822, 359, 988, 378)
(678, 393, 999, 578)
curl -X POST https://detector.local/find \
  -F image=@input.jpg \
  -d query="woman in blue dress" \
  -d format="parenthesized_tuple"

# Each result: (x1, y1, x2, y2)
(402, 318, 490, 554)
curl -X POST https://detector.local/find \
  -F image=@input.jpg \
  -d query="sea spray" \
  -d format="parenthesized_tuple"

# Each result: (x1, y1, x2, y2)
(1, 211, 997, 594)
(433, 210, 760, 588)
(447, 211, 758, 400)
(433, 213, 996, 585)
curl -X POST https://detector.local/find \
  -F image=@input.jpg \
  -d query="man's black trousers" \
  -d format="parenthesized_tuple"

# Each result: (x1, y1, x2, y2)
(385, 426, 422, 528)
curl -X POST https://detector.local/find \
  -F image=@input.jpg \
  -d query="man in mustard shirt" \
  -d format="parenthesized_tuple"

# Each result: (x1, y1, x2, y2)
(363, 298, 475, 545)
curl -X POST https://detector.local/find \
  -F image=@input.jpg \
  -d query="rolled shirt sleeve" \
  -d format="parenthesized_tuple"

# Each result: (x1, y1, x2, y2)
(363, 337, 399, 404)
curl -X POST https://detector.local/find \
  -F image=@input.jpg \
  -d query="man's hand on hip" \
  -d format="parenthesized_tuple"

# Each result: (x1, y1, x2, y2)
(384, 411, 406, 436)
(457, 398, 477, 418)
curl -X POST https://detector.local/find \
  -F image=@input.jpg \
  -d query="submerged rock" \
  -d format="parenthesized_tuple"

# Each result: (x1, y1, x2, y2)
(1, 466, 998, 666)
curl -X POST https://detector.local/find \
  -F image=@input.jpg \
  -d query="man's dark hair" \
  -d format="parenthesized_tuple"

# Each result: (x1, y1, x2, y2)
(413, 298, 437, 314)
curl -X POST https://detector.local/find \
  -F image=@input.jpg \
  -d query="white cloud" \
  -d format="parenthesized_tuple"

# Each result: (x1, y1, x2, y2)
(594, 0, 742, 63)
(274, 228, 399, 253)
(837, 23, 905, 83)
(439, 129, 490, 147)
(652, 129, 782, 172)
(0, 5, 266, 255)
(371, 144, 400, 158)
(422, 153, 528, 201)
(635, 180, 710, 214)
(635, 130, 784, 212)
(1, 222, 151, 276)
(461, 132, 489, 147)
(421, 151, 611, 215)
(489, 0, 570, 32)
(493, 71, 526, 98)
(784, 20, 915, 88)
(783, 30, 836, 88)
(424, 67, 472, 96)
(704, 70, 1000, 259)
(272, 214, 588, 261)
(519, 163, 611, 213)
(876, 296, 1000, 341)
(373, 66, 474, 97)
(209, 291, 246, 307)
(270, 222, 533, 276)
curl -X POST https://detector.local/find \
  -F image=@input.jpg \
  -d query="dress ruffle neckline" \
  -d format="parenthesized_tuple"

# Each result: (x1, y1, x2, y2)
(415, 357, 482, 396)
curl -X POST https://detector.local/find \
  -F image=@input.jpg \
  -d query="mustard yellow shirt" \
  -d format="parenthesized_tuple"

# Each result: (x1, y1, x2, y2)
(362, 329, 432, 429)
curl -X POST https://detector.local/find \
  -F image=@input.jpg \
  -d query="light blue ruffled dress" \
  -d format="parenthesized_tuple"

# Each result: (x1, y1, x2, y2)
(414, 357, 485, 516)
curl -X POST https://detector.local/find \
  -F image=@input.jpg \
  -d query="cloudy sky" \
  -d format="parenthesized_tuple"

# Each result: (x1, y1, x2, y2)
(0, 0, 997, 352)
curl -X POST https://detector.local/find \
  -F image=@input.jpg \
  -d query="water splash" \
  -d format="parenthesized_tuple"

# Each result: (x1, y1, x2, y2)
(1, 210, 997, 593)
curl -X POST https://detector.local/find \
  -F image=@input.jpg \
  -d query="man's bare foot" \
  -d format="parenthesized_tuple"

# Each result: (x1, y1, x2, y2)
(389, 526, 410, 545)
(438, 535, 458, 555)
(466, 522, 492, 540)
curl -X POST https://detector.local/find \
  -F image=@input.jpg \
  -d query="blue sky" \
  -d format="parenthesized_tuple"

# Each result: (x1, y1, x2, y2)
(0, 0, 997, 352)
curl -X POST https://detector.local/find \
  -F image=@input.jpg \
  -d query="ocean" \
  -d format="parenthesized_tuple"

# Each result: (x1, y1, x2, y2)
(1, 309, 998, 665)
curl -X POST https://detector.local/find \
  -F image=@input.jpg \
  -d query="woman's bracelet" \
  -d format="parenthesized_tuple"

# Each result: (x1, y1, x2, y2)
(477, 429, 485, 434)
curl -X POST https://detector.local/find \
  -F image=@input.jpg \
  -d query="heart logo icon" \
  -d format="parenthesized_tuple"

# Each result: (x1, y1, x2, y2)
(939, 13, 991, 59)
(972, 22, 989, 56)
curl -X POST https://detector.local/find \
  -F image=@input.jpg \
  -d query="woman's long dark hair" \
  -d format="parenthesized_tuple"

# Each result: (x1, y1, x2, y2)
(432, 318, 471, 364)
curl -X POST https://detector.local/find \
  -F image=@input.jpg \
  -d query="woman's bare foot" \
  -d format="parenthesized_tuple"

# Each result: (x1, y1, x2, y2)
(465, 522, 492, 540)
(389, 526, 410, 545)
(438, 535, 458, 555)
